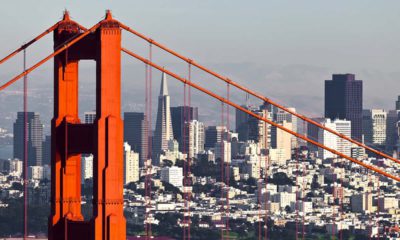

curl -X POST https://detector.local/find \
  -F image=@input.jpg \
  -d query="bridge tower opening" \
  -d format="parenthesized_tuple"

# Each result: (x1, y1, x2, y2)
(49, 10, 126, 240)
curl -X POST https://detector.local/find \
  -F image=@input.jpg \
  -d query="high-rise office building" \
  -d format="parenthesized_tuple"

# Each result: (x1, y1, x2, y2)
(171, 106, 198, 151)
(270, 121, 292, 162)
(123, 142, 139, 184)
(13, 112, 44, 166)
(325, 74, 363, 141)
(386, 110, 399, 151)
(84, 111, 96, 124)
(317, 119, 351, 159)
(236, 105, 270, 149)
(363, 109, 387, 146)
(214, 140, 231, 163)
(153, 73, 174, 165)
(204, 126, 227, 149)
(307, 117, 325, 152)
(183, 120, 205, 158)
(42, 135, 51, 166)
(396, 96, 400, 111)
(124, 112, 148, 167)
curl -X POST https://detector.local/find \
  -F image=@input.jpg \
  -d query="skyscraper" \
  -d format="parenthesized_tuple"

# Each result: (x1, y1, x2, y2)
(362, 109, 387, 146)
(325, 74, 363, 141)
(42, 135, 51, 166)
(205, 126, 227, 149)
(184, 120, 205, 158)
(171, 106, 199, 151)
(396, 96, 400, 111)
(270, 120, 292, 161)
(153, 72, 174, 165)
(317, 119, 351, 159)
(235, 104, 270, 149)
(124, 112, 148, 167)
(13, 112, 43, 166)
(123, 142, 139, 184)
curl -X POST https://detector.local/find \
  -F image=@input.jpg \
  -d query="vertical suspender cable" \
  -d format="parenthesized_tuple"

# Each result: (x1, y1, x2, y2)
(295, 142, 299, 240)
(23, 48, 28, 240)
(187, 63, 192, 240)
(226, 83, 230, 240)
(264, 112, 269, 240)
(220, 100, 225, 240)
(183, 70, 187, 240)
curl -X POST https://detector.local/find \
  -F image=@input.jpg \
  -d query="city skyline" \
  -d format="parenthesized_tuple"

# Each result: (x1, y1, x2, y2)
(0, 4, 400, 240)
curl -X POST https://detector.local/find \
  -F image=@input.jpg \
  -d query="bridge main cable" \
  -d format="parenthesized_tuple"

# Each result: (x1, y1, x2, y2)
(0, 22, 60, 65)
(121, 47, 400, 182)
(119, 23, 400, 165)
(0, 22, 100, 91)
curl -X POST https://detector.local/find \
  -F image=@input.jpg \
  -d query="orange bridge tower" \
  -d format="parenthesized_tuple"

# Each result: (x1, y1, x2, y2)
(49, 10, 126, 240)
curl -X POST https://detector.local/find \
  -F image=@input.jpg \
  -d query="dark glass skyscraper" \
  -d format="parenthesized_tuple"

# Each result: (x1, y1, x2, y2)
(124, 112, 148, 167)
(13, 112, 43, 166)
(171, 106, 198, 151)
(325, 74, 363, 141)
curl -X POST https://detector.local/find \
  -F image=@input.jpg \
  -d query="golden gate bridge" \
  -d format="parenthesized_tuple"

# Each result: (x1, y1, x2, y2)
(0, 10, 398, 240)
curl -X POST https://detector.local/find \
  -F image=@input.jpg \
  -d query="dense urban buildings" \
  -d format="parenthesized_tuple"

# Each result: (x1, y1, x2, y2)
(325, 74, 363, 141)
(2, 71, 400, 240)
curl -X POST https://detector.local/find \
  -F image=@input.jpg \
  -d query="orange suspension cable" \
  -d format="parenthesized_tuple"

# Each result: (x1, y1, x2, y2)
(0, 22, 59, 66)
(121, 47, 400, 183)
(119, 23, 400, 166)
(0, 23, 100, 92)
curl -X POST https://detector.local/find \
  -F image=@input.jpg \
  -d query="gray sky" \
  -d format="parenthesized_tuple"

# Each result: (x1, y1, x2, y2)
(0, 0, 399, 131)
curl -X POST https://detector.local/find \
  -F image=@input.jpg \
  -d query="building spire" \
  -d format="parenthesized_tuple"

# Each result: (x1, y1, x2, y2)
(160, 71, 169, 96)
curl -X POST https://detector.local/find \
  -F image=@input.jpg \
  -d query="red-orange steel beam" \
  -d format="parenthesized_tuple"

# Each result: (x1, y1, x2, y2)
(0, 22, 60, 66)
(120, 23, 400, 165)
(0, 23, 100, 92)
(121, 47, 400, 182)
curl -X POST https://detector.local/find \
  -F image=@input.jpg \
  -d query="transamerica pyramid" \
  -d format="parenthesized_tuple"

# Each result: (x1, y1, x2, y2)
(153, 72, 174, 165)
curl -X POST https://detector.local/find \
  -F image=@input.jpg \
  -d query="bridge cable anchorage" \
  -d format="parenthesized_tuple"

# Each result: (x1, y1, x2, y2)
(121, 47, 400, 183)
(0, 23, 101, 92)
(119, 23, 400, 165)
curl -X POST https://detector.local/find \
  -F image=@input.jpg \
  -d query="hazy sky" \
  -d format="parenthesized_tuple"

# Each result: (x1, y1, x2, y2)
(0, 0, 398, 69)
(0, 0, 399, 130)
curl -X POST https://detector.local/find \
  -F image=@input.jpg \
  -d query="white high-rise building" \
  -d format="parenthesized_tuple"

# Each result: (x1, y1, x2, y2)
(153, 73, 174, 165)
(81, 154, 93, 183)
(333, 119, 352, 157)
(318, 119, 351, 159)
(363, 109, 387, 146)
(124, 142, 140, 184)
(215, 140, 231, 163)
(160, 166, 183, 188)
(271, 120, 292, 162)
(318, 119, 338, 159)
(184, 120, 205, 158)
